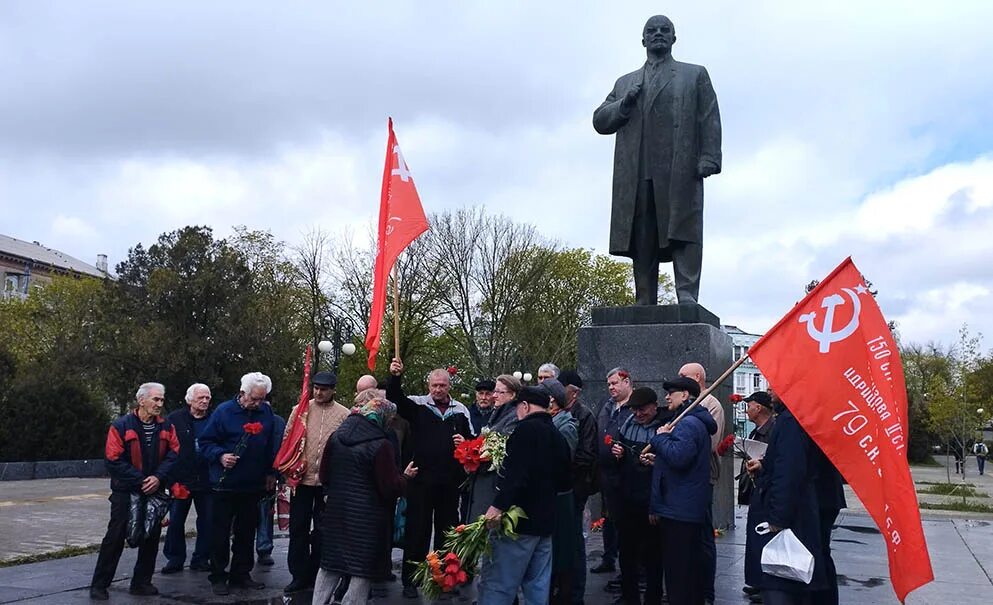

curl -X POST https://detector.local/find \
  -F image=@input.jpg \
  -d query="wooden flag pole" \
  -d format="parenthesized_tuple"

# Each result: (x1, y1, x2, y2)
(642, 353, 751, 454)
(392, 263, 401, 363)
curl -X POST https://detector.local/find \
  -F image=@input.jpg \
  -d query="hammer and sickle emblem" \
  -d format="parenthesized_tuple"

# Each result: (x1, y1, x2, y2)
(798, 288, 862, 353)
(385, 216, 403, 236)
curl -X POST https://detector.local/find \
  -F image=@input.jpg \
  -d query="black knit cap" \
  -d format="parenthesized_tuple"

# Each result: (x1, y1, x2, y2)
(558, 369, 584, 389)
(518, 386, 550, 408)
(662, 376, 700, 398)
(624, 386, 659, 408)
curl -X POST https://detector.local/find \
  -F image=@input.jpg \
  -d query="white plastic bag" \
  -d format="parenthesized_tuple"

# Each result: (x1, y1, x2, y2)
(756, 522, 814, 584)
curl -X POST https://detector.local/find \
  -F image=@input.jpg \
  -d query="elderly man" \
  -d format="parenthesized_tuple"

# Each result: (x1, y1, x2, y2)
(650, 377, 717, 605)
(90, 383, 180, 600)
(281, 371, 351, 593)
(558, 370, 598, 605)
(592, 367, 634, 575)
(679, 362, 725, 604)
(481, 387, 572, 605)
(593, 14, 722, 304)
(471, 379, 497, 436)
(387, 358, 473, 599)
(161, 384, 214, 575)
(607, 387, 672, 605)
(199, 372, 280, 596)
(538, 363, 560, 383)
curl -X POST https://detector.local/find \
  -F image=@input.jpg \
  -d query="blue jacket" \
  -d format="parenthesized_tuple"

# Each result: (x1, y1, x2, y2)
(198, 399, 279, 491)
(649, 403, 717, 523)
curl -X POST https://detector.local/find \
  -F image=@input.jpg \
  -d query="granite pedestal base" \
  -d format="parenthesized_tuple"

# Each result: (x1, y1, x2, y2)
(578, 304, 735, 528)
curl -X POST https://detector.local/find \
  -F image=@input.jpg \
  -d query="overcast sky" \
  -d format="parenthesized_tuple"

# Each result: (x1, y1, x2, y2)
(2, 1, 992, 351)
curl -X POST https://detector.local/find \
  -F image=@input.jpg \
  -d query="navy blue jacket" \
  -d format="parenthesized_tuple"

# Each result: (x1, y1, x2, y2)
(649, 403, 717, 524)
(104, 411, 180, 493)
(198, 399, 279, 492)
(744, 408, 827, 592)
(167, 407, 212, 492)
(596, 397, 631, 495)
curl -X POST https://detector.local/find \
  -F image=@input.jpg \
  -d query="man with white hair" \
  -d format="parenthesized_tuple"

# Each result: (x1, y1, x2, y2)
(387, 358, 473, 599)
(538, 362, 561, 383)
(89, 382, 180, 600)
(199, 372, 280, 596)
(161, 383, 214, 575)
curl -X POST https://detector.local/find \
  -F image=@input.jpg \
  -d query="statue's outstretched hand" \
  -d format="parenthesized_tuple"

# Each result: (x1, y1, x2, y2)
(697, 160, 720, 178)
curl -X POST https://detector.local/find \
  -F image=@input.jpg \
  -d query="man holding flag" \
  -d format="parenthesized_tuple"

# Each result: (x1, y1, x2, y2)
(744, 257, 933, 603)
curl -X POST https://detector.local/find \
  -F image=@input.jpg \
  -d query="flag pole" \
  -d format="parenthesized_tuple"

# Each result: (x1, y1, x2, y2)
(392, 263, 401, 363)
(642, 354, 751, 454)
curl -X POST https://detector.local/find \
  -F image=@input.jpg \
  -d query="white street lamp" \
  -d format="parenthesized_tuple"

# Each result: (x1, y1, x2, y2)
(523, 372, 533, 382)
(513, 371, 523, 380)
(342, 343, 357, 356)
(317, 340, 333, 353)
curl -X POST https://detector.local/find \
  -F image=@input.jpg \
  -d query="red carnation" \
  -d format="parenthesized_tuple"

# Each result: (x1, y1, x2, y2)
(603, 434, 613, 446)
(730, 393, 744, 403)
(447, 365, 458, 376)
(170, 482, 191, 499)
(716, 434, 736, 456)
(243, 422, 264, 435)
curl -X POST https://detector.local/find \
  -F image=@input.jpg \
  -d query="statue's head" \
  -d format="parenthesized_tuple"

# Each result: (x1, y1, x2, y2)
(642, 15, 676, 55)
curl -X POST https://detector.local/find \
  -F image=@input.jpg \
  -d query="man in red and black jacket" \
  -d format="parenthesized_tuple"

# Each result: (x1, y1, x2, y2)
(89, 382, 180, 601)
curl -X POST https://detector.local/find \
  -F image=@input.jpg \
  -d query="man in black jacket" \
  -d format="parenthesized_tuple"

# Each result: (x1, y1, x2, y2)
(161, 383, 214, 574)
(387, 358, 473, 599)
(559, 369, 598, 604)
(592, 367, 634, 575)
(481, 386, 572, 605)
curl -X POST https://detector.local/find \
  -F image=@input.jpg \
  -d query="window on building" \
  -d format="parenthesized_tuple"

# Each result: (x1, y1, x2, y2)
(754, 373, 762, 390)
(4, 273, 21, 293)
(734, 373, 747, 394)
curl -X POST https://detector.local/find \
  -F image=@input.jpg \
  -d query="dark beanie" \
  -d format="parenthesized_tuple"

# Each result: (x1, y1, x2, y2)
(519, 386, 550, 408)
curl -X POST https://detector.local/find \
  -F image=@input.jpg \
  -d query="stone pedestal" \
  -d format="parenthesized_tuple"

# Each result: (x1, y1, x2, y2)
(578, 303, 735, 529)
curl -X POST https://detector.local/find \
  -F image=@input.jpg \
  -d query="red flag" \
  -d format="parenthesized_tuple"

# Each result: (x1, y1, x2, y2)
(749, 257, 932, 602)
(364, 118, 429, 369)
(273, 345, 311, 486)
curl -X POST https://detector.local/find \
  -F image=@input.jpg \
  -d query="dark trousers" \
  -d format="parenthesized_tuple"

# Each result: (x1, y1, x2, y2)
(762, 590, 813, 605)
(163, 490, 213, 567)
(979, 456, 986, 475)
(572, 494, 588, 604)
(660, 517, 704, 605)
(402, 480, 460, 587)
(701, 504, 716, 601)
(632, 179, 703, 304)
(616, 501, 663, 605)
(812, 508, 840, 605)
(256, 493, 275, 555)
(209, 491, 261, 584)
(91, 492, 162, 589)
(601, 493, 619, 565)
(288, 484, 325, 582)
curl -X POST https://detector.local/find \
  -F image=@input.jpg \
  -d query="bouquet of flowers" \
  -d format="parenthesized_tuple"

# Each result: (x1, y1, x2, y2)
(453, 429, 510, 474)
(219, 421, 264, 486)
(590, 517, 605, 532)
(411, 506, 527, 599)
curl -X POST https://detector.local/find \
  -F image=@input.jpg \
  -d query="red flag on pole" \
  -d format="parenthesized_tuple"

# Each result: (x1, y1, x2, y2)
(364, 118, 429, 370)
(274, 345, 311, 486)
(748, 257, 933, 602)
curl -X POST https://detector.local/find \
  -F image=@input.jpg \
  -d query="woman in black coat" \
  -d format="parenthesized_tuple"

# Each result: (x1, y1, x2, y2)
(744, 403, 827, 605)
(312, 389, 418, 605)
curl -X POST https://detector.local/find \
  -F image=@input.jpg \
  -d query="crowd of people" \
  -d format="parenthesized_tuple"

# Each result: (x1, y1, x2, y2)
(88, 359, 845, 605)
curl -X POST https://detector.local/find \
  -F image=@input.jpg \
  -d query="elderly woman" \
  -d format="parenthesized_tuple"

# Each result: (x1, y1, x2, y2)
(464, 374, 522, 522)
(312, 389, 418, 605)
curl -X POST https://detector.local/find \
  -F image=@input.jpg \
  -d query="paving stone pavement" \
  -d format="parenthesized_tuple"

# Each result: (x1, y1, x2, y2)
(3, 463, 993, 604)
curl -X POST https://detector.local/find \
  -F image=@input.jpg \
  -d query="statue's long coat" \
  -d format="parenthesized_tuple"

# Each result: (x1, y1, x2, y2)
(594, 55, 722, 261)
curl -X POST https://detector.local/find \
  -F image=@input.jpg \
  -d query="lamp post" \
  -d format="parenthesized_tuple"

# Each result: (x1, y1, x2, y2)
(522, 372, 533, 383)
(513, 371, 523, 380)
(317, 313, 356, 372)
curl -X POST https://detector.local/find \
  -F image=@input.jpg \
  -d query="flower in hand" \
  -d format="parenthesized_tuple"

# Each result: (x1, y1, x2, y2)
(243, 422, 263, 435)
(730, 393, 744, 403)
(716, 434, 736, 456)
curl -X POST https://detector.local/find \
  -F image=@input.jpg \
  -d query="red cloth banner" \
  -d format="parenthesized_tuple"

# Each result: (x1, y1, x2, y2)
(273, 345, 311, 486)
(364, 118, 430, 369)
(748, 257, 932, 603)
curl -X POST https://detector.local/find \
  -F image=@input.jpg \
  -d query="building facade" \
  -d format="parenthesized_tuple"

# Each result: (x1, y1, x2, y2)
(722, 324, 769, 437)
(1, 233, 108, 300)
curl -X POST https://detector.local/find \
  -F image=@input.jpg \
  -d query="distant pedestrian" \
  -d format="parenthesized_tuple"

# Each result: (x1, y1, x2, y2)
(90, 383, 180, 601)
(161, 384, 214, 575)
(974, 441, 988, 475)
